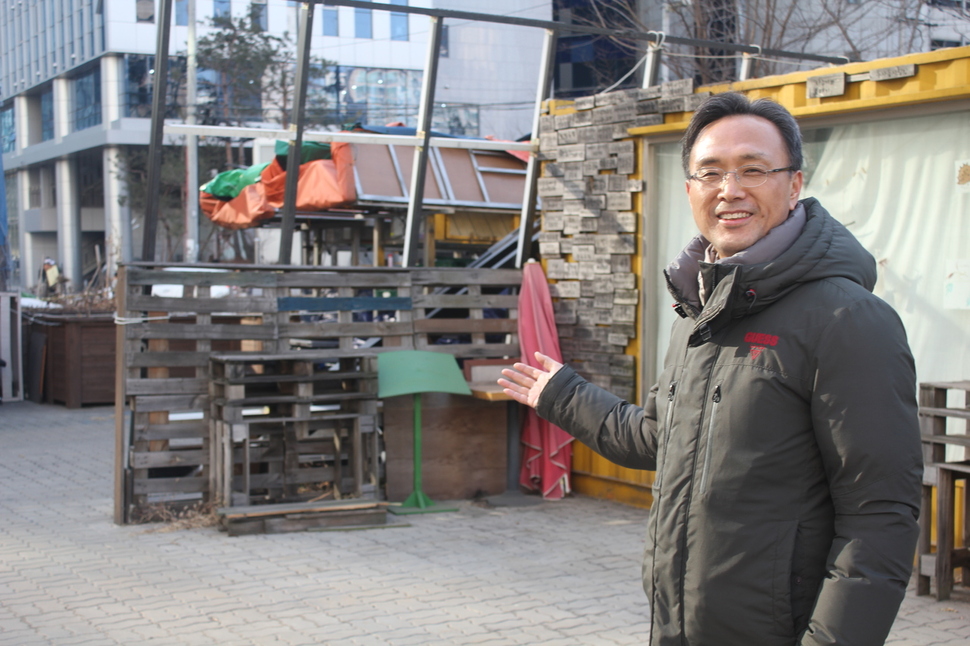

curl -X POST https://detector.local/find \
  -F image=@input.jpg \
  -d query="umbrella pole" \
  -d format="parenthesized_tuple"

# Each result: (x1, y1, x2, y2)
(401, 392, 435, 509)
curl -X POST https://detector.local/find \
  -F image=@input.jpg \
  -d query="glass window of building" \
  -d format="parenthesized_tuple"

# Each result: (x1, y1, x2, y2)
(322, 7, 339, 36)
(40, 90, 55, 142)
(74, 67, 102, 131)
(355, 8, 372, 38)
(137, 0, 155, 23)
(250, 0, 267, 31)
(0, 105, 15, 153)
(175, 0, 188, 26)
(390, 0, 408, 41)
(213, 0, 230, 18)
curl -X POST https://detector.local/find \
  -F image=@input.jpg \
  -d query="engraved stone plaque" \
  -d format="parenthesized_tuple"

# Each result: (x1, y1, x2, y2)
(580, 281, 596, 298)
(612, 123, 631, 139)
(614, 288, 639, 305)
(633, 114, 664, 128)
(538, 231, 561, 242)
(608, 333, 628, 346)
(608, 175, 629, 192)
(573, 245, 595, 262)
(594, 310, 613, 325)
(579, 262, 597, 280)
(574, 96, 596, 111)
(610, 234, 636, 254)
(616, 212, 637, 233)
(554, 113, 574, 130)
(544, 212, 564, 231)
(613, 272, 636, 289)
(807, 73, 846, 98)
(661, 78, 694, 98)
(546, 258, 566, 279)
(609, 141, 634, 156)
(594, 257, 613, 274)
(555, 280, 582, 298)
(539, 241, 560, 257)
(659, 97, 687, 113)
(612, 305, 637, 322)
(557, 129, 580, 145)
(544, 162, 564, 178)
(611, 255, 631, 273)
(563, 215, 581, 235)
(617, 152, 635, 175)
(870, 64, 916, 81)
(537, 177, 563, 196)
(594, 275, 614, 293)
(541, 195, 563, 211)
(614, 103, 637, 123)
(583, 160, 601, 176)
(636, 99, 660, 114)
(539, 133, 558, 151)
(562, 163, 584, 181)
(564, 262, 581, 279)
(628, 179, 644, 192)
(572, 109, 594, 127)
(607, 192, 633, 211)
(639, 85, 662, 100)
(588, 177, 608, 194)
(557, 143, 586, 162)
(600, 156, 618, 170)
(593, 106, 616, 124)
(587, 143, 611, 159)
(594, 293, 613, 309)
(585, 195, 606, 210)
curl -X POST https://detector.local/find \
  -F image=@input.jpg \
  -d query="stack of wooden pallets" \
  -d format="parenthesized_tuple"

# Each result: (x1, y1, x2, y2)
(209, 352, 384, 535)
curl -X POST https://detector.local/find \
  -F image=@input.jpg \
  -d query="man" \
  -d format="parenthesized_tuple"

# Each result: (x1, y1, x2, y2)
(499, 93, 922, 645)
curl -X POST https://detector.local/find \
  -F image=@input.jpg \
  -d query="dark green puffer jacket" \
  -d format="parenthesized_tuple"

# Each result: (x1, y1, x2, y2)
(537, 198, 922, 646)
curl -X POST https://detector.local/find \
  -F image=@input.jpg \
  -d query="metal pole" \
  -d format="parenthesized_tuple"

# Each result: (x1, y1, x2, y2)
(278, 2, 316, 265)
(514, 28, 556, 268)
(184, 0, 199, 262)
(402, 15, 443, 268)
(143, 0, 175, 262)
(642, 43, 663, 88)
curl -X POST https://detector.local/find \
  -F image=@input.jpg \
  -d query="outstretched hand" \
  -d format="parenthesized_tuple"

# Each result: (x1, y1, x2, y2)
(497, 351, 564, 409)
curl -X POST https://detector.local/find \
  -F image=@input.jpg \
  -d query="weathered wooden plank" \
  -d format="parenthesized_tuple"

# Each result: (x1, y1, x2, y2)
(125, 268, 280, 288)
(132, 476, 207, 494)
(219, 499, 384, 519)
(133, 421, 208, 442)
(280, 320, 412, 338)
(130, 449, 208, 469)
(412, 268, 522, 286)
(129, 352, 211, 369)
(130, 394, 210, 412)
(412, 318, 516, 334)
(126, 378, 208, 396)
(413, 294, 518, 309)
(278, 296, 412, 312)
(210, 370, 377, 385)
(412, 343, 519, 359)
(217, 391, 374, 406)
(276, 272, 408, 288)
(222, 508, 388, 536)
(126, 323, 277, 341)
(126, 294, 276, 314)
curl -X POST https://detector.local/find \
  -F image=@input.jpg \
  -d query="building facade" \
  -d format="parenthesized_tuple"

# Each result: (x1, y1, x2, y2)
(0, 0, 551, 291)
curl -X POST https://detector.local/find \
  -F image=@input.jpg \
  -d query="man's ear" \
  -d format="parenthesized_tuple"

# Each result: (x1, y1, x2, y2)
(788, 170, 804, 209)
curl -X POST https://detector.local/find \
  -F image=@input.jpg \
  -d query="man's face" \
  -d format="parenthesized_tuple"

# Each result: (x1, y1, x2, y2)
(686, 114, 803, 259)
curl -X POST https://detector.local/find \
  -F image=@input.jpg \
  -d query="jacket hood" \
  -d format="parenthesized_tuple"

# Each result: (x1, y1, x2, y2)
(666, 197, 878, 343)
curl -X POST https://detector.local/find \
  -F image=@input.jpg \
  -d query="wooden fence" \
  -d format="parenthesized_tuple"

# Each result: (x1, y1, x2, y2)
(114, 262, 521, 524)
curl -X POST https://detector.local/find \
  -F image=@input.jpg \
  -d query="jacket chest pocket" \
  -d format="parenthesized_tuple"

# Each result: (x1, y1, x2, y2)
(698, 384, 721, 495)
(653, 381, 678, 494)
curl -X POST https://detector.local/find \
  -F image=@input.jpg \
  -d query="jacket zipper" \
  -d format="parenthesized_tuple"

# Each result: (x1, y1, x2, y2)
(698, 384, 721, 495)
(654, 382, 678, 492)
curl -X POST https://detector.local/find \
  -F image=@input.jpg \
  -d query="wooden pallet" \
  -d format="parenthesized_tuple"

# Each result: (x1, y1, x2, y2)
(209, 352, 380, 508)
(217, 499, 394, 536)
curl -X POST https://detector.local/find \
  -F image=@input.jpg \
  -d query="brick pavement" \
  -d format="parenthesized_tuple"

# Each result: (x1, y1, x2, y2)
(0, 401, 967, 645)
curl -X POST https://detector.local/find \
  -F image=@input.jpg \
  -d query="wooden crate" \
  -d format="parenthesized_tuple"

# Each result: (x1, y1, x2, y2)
(115, 262, 522, 524)
(209, 352, 379, 508)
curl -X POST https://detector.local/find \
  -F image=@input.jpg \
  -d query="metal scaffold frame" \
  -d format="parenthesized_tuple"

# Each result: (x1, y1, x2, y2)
(145, 0, 850, 268)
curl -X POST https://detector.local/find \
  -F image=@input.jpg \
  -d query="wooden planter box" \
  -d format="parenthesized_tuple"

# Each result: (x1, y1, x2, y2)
(27, 313, 116, 408)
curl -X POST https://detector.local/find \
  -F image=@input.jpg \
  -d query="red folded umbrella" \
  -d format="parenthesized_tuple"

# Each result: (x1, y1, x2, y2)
(518, 261, 572, 499)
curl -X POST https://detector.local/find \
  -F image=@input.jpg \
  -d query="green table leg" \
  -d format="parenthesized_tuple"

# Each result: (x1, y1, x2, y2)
(390, 393, 458, 515)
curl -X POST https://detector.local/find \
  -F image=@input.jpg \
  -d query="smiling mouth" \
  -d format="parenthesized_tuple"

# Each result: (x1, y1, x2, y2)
(717, 212, 751, 221)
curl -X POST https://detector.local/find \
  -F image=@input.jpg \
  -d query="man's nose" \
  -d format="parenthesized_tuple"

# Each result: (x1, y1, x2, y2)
(717, 172, 746, 199)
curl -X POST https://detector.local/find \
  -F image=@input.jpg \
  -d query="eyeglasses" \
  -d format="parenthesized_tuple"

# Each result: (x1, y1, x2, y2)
(688, 165, 794, 188)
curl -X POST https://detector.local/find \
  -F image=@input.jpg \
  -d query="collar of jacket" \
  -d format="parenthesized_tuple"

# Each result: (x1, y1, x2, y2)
(664, 198, 878, 346)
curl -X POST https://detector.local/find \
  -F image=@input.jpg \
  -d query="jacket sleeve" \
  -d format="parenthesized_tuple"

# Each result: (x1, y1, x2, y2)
(801, 296, 923, 646)
(536, 364, 659, 470)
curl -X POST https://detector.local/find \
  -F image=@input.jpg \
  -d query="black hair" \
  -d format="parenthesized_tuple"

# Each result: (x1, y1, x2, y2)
(680, 92, 803, 177)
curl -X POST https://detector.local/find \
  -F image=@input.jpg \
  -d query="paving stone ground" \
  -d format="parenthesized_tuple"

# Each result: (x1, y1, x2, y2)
(0, 401, 967, 645)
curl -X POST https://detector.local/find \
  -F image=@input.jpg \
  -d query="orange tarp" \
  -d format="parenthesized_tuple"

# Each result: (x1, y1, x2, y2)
(202, 141, 356, 230)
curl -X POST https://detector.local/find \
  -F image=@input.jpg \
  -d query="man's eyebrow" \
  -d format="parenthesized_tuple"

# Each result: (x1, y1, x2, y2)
(694, 151, 771, 167)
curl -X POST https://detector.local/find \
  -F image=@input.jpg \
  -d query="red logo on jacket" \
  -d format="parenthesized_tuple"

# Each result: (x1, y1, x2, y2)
(744, 332, 778, 360)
